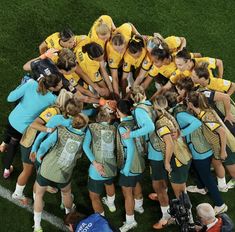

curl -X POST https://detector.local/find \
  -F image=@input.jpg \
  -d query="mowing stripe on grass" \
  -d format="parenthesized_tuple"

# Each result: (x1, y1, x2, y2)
(0, 184, 68, 231)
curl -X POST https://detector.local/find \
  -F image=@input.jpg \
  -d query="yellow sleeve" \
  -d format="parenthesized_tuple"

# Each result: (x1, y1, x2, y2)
(169, 70, 180, 84)
(39, 107, 59, 123)
(123, 53, 132, 72)
(141, 56, 152, 71)
(196, 57, 216, 69)
(157, 126, 171, 137)
(148, 65, 159, 78)
(106, 43, 121, 69)
(165, 36, 181, 51)
(45, 32, 59, 48)
(117, 23, 132, 42)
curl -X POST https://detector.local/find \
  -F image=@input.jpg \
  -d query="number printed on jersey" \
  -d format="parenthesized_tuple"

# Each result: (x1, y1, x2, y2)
(57, 138, 81, 168)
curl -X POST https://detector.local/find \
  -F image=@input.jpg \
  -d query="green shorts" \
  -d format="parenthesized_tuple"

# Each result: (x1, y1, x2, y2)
(87, 177, 113, 195)
(119, 173, 142, 187)
(169, 157, 191, 184)
(224, 147, 235, 166)
(36, 173, 70, 189)
(20, 145, 34, 165)
(150, 160, 167, 181)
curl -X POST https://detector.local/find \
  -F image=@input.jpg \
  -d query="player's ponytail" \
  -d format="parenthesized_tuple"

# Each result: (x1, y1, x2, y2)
(37, 74, 62, 95)
(128, 35, 145, 54)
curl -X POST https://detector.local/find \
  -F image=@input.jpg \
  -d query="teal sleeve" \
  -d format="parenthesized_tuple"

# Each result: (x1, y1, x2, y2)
(31, 115, 71, 153)
(177, 112, 202, 136)
(119, 127, 135, 176)
(82, 129, 95, 163)
(36, 130, 57, 163)
(7, 81, 29, 102)
(130, 108, 155, 138)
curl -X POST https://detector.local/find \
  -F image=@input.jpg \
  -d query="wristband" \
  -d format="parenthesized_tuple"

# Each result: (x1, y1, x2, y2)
(46, 127, 53, 133)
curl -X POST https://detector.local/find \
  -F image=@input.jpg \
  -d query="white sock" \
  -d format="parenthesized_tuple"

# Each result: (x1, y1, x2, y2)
(34, 211, 42, 229)
(134, 198, 143, 208)
(126, 214, 135, 224)
(14, 183, 25, 196)
(65, 207, 71, 214)
(100, 211, 105, 216)
(33, 192, 36, 201)
(217, 177, 227, 188)
(160, 206, 171, 219)
(107, 194, 115, 204)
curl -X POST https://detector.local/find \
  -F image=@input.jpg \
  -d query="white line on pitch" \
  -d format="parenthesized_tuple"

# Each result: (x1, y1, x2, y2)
(0, 184, 68, 231)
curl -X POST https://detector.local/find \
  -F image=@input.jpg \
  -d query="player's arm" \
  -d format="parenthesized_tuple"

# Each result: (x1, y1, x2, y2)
(39, 41, 48, 55)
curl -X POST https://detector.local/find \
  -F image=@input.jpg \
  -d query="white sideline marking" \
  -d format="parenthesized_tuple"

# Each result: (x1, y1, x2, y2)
(0, 185, 68, 231)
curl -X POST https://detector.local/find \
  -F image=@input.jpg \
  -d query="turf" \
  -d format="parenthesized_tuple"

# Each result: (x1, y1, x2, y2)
(0, 0, 235, 231)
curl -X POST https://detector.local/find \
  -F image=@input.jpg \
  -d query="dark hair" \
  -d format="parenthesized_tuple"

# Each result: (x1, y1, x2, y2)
(128, 35, 145, 54)
(187, 91, 210, 110)
(59, 28, 74, 42)
(117, 99, 132, 116)
(164, 91, 178, 108)
(64, 211, 86, 230)
(193, 62, 210, 80)
(176, 47, 191, 61)
(82, 42, 104, 59)
(112, 33, 125, 46)
(37, 74, 62, 95)
(151, 47, 170, 60)
(57, 48, 76, 72)
(176, 76, 194, 91)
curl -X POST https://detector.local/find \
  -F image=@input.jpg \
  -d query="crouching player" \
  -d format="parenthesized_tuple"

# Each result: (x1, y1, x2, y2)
(33, 114, 88, 232)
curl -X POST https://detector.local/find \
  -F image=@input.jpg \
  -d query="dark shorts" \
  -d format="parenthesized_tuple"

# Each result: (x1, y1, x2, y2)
(36, 173, 70, 189)
(5, 121, 22, 141)
(150, 160, 167, 181)
(87, 177, 113, 195)
(224, 146, 235, 166)
(119, 173, 142, 188)
(20, 145, 34, 165)
(169, 157, 191, 184)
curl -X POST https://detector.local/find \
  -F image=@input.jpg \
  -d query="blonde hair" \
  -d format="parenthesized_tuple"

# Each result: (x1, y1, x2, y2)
(96, 107, 112, 123)
(96, 19, 110, 36)
(130, 86, 146, 103)
(153, 95, 179, 131)
(57, 48, 76, 71)
(55, 89, 73, 111)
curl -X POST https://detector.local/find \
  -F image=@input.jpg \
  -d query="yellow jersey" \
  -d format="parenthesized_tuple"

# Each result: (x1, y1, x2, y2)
(141, 55, 152, 71)
(45, 32, 62, 50)
(170, 57, 217, 84)
(149, 60, 177, 79)
(207, 77, 232, 93)
(88, 15, 113, 49)
(45, 32, 84, 51)
(76, 47, 102, 83)
(39, 107, 60, 123)
(123, 48, 147, 73)
(157, 126, 171, 138)
(106, 23, 132, 69)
